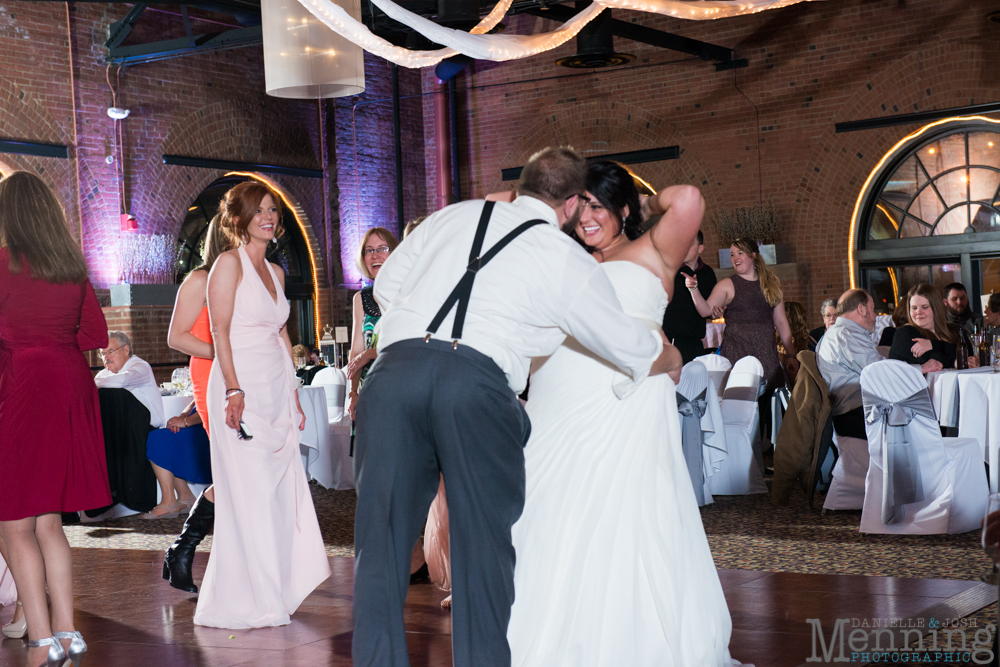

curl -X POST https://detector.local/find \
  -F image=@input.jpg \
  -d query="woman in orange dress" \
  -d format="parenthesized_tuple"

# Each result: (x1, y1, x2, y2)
(161, 217, 232, 593)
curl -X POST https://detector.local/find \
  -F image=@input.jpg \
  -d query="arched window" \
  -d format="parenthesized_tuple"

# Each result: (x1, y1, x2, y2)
(852, 117, 1000, 314)
(176, 174, 319, 346)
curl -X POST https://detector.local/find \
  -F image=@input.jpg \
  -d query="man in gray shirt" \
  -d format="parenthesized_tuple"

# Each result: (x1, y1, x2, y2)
(816, 289, 882, 439)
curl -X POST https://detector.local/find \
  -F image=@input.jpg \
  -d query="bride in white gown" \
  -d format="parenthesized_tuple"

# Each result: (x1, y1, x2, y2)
(508, 162, 736, 666)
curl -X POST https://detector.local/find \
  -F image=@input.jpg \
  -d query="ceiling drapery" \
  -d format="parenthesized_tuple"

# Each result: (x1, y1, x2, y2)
(294, 0, 819, 68)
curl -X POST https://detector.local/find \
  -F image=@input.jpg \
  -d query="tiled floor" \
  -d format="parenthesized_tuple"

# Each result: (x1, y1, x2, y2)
(0, 549, 989, 666)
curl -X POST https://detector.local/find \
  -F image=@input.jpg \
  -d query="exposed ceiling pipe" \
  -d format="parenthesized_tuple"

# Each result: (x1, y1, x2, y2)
(66, 2, 84, 246)
(555, 1, 633, 69)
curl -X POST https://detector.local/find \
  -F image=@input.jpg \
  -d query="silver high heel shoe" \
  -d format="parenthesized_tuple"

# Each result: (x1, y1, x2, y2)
(53, 631, 86, 667)
(26, 636, 67, 667)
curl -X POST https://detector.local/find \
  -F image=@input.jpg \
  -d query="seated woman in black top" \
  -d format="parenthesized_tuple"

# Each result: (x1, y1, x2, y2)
(889, 283, 979, 373)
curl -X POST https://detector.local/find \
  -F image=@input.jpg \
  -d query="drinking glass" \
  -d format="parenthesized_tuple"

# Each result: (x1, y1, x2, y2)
(981, 492, 1000, 583)
(992, 338, 1000, 372)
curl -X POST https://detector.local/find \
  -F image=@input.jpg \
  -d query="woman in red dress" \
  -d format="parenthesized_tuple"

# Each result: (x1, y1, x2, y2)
(0, 172, 110, 667)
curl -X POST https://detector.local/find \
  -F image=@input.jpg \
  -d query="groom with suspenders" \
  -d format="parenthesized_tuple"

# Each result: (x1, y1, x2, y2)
(352, 147, 667, 667)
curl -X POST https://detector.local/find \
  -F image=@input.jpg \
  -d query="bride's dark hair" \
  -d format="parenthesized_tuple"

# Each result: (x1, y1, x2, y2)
(586, 161, 644, 241)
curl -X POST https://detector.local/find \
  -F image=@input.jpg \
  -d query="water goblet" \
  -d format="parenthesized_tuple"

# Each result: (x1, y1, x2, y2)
(981, 492, 1000, 584)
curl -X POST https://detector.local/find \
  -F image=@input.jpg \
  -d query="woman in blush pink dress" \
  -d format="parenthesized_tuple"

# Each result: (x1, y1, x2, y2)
(193, 181, 330, 629)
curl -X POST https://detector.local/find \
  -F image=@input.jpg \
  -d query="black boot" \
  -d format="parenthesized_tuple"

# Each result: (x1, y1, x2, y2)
(162, 491, 214, 594)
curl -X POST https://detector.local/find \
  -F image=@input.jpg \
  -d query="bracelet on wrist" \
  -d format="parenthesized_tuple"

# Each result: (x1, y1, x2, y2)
(225, 388, 245, 401)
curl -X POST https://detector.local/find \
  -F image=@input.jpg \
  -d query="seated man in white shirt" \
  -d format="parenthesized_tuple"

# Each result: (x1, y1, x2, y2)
(94, 330, 166, 428)
(815, 289, 882, 439)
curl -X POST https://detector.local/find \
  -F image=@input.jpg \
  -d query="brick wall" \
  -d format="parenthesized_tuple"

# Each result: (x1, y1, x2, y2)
(7, 0, 998, 349)
(409, 0, 1000, 329)
(100, 306, 188, 384)
(0, 2, 346, 356)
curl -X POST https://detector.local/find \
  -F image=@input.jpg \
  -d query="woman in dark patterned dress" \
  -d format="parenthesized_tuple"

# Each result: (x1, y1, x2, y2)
(686, 238, 797, 392)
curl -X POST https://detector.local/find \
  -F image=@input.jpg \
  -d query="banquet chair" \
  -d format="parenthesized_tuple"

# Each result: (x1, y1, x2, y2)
(822, 431, 869, 511)
(677, 362, 711, 506)
(312, 366, 348, 423)
(695, 353, 732, 395)
(858, 360, 986, 534)
(707, 356, 768, 495)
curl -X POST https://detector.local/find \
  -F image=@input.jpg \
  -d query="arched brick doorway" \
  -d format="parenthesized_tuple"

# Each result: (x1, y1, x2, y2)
(176, 173, 322, 346)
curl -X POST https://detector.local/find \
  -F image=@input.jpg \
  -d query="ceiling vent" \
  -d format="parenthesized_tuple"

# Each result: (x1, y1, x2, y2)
(438, 0, 480, 31)
(556, 4, 634, 69)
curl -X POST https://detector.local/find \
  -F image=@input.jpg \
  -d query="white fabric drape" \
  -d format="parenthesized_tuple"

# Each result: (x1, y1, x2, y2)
(297, 0, 821, 69)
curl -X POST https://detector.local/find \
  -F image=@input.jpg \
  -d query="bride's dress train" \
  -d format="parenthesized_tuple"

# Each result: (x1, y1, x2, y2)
(508, 261, 734, 667)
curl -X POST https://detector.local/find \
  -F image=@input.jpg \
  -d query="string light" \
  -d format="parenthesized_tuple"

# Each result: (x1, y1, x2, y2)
(296, 0, 817, 68)
(847, 116, 1000, 288)
(226, 171, 323, 345)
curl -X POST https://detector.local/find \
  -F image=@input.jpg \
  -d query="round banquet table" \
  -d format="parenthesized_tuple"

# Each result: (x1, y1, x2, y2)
(161, 394, 194, 420)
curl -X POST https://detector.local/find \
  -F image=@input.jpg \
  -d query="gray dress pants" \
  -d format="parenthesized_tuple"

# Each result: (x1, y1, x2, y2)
(352, 338, 531, 667)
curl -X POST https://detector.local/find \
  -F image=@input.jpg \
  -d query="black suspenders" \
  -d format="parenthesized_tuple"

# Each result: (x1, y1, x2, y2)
(424, 200, 547, 348)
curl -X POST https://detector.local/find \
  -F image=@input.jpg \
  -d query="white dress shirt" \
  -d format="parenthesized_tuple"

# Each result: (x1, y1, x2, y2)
(815, 318, 883, 415)
(95, 354, 166, 428)
(373, 195, 662, 395)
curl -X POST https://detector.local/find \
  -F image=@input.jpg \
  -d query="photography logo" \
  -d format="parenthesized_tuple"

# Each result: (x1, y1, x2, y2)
(806, 617, 995, 664)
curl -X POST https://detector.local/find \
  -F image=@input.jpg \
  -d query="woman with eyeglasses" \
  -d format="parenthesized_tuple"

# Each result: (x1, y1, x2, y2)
(0, 171, 110, 667)
(346, 227, 399, 420)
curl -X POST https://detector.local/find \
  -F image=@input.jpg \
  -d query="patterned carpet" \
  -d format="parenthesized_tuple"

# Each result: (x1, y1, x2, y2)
(64, 482, 357, 557)
(67, 479, 994, 580)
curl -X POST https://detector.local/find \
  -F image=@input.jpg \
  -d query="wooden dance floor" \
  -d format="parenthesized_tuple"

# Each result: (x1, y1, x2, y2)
(0, 548, 991, 666)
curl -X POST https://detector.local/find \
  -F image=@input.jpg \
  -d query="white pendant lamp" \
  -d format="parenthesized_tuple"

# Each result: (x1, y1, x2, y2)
(262, 0, 366, 98)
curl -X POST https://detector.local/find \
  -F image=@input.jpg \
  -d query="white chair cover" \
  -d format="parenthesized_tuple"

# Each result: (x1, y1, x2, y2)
(677, 362, 719, 506)
(312, 366, 348, 423)
(708, 356, 767, 495)
(822, 433, 869, 511)
(859, 360, 986, 534)
(680, 361, 729, 501)
(695, 353, 732, 395)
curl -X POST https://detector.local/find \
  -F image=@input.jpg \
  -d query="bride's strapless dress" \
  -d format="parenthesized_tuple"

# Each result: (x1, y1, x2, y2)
(508, 261, 733, 667)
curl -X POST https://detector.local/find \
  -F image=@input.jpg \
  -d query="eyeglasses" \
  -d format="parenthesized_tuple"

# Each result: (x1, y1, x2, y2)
(100, 346, 124, 360)
(363, 247, 391, 257)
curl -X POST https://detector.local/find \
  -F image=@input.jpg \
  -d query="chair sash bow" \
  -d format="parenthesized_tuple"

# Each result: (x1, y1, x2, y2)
(861, 389, 936, 524)
(677, 389, 708, 506)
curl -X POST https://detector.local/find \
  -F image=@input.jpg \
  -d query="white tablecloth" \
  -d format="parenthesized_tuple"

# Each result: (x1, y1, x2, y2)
(954, 372, 1000, 492)
(298, 385, 355, 491)
(161, 394, 194, 421)
(703, 322, 725, 349)
(926, 368, 1000, 490)
(926, 367, 994, 429)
